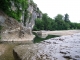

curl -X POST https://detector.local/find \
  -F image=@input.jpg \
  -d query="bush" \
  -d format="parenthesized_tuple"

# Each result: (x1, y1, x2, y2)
(0, 25, 3, 30)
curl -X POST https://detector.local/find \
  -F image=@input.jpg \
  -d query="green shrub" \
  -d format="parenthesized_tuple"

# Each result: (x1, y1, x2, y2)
(0, 25, 3, 30)
(0, 36, 1, 39)
(0, 0, 29, 22)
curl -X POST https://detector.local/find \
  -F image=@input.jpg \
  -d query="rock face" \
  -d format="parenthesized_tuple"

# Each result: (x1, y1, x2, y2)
(13, 33, 80, 60)
(14, 0, 42, 30)
(0, 10, 35, 42)
(25, 0, 42, 29)
(0, 0, 42, 42)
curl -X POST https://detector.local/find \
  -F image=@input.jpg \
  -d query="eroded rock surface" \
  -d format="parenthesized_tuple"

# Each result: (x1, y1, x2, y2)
(0, 0, 42, 42)
(13, 33, 80, 60)
(0, 10, 35, 43)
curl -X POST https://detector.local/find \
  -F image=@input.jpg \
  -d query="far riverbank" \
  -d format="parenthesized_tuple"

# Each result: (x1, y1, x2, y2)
(33, 30, 80, 36)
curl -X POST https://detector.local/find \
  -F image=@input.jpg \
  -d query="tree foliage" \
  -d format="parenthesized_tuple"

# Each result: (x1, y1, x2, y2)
(0, 0, 28, 22)
(64, 13, 70, 22)
(33, 13, 80, 31)
(33, 18, 44, 30)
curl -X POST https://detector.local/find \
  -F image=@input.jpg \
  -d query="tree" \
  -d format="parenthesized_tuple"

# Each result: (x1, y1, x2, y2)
(54, 14, 65, 30)
(55, 14, 63, 22)
(0, 0, 28, 23)
(77, 23, 80, 29)
(42, 13, 49, 30)
(33, 18, 44, 30)
(64, 13, 70, 22)
(33, 13, 80, 31)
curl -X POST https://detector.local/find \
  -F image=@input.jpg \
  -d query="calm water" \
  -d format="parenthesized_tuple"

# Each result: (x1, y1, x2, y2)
(33, 32, 59, 43)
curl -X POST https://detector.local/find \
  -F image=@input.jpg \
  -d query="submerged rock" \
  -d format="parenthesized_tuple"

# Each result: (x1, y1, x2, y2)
(13, 33, 80, 60)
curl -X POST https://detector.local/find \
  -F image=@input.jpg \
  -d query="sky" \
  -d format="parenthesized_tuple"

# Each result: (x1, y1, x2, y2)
(33, 0, 80, 23)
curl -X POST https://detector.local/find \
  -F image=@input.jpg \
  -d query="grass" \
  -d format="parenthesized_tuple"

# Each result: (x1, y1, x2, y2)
(33, 32, 59, 43)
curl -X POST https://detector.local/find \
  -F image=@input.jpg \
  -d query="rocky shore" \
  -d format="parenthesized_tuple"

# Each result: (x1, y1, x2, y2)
(13, 33, 80, 60)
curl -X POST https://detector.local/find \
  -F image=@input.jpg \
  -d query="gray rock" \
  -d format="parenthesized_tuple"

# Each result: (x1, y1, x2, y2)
(13, 33, 80, 60)
(63, 54, 72, 59)
(0, 10, 35, 42)
(0, 16, 5, 25)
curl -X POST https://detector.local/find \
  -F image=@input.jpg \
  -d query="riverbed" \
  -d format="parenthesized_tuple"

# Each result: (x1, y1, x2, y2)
(13, 32, 80, 60)
(0, 30, 80, 60)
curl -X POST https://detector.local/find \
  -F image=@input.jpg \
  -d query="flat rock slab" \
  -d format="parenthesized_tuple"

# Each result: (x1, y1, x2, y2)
(0, 44, 7, 56)
(13, 33, 80, 60)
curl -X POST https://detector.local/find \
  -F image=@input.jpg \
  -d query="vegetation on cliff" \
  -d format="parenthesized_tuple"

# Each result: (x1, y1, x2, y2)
(0, 0, 29, 22)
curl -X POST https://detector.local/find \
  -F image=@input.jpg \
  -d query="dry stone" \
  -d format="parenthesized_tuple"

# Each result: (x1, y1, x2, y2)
(13, 33, 80, 60)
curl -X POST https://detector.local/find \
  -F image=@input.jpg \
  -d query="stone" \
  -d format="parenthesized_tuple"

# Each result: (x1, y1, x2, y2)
(0, 0, 42, 43)
(63, 54, 72, 59)
(60, 51, 67, 54)
(13, 33, 80, 60)
(0, 10, 35, 43)
(0, 16, 5, 26)
(59, 38, 64, 41)
(37, 31, 48, 38)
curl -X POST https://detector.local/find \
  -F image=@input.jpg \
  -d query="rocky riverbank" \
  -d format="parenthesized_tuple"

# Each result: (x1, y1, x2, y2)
(34, 30, 80, 36)
(13, 33, 80, 60)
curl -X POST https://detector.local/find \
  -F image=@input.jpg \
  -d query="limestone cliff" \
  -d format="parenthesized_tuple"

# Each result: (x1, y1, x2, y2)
(0, 0, 42, 42)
